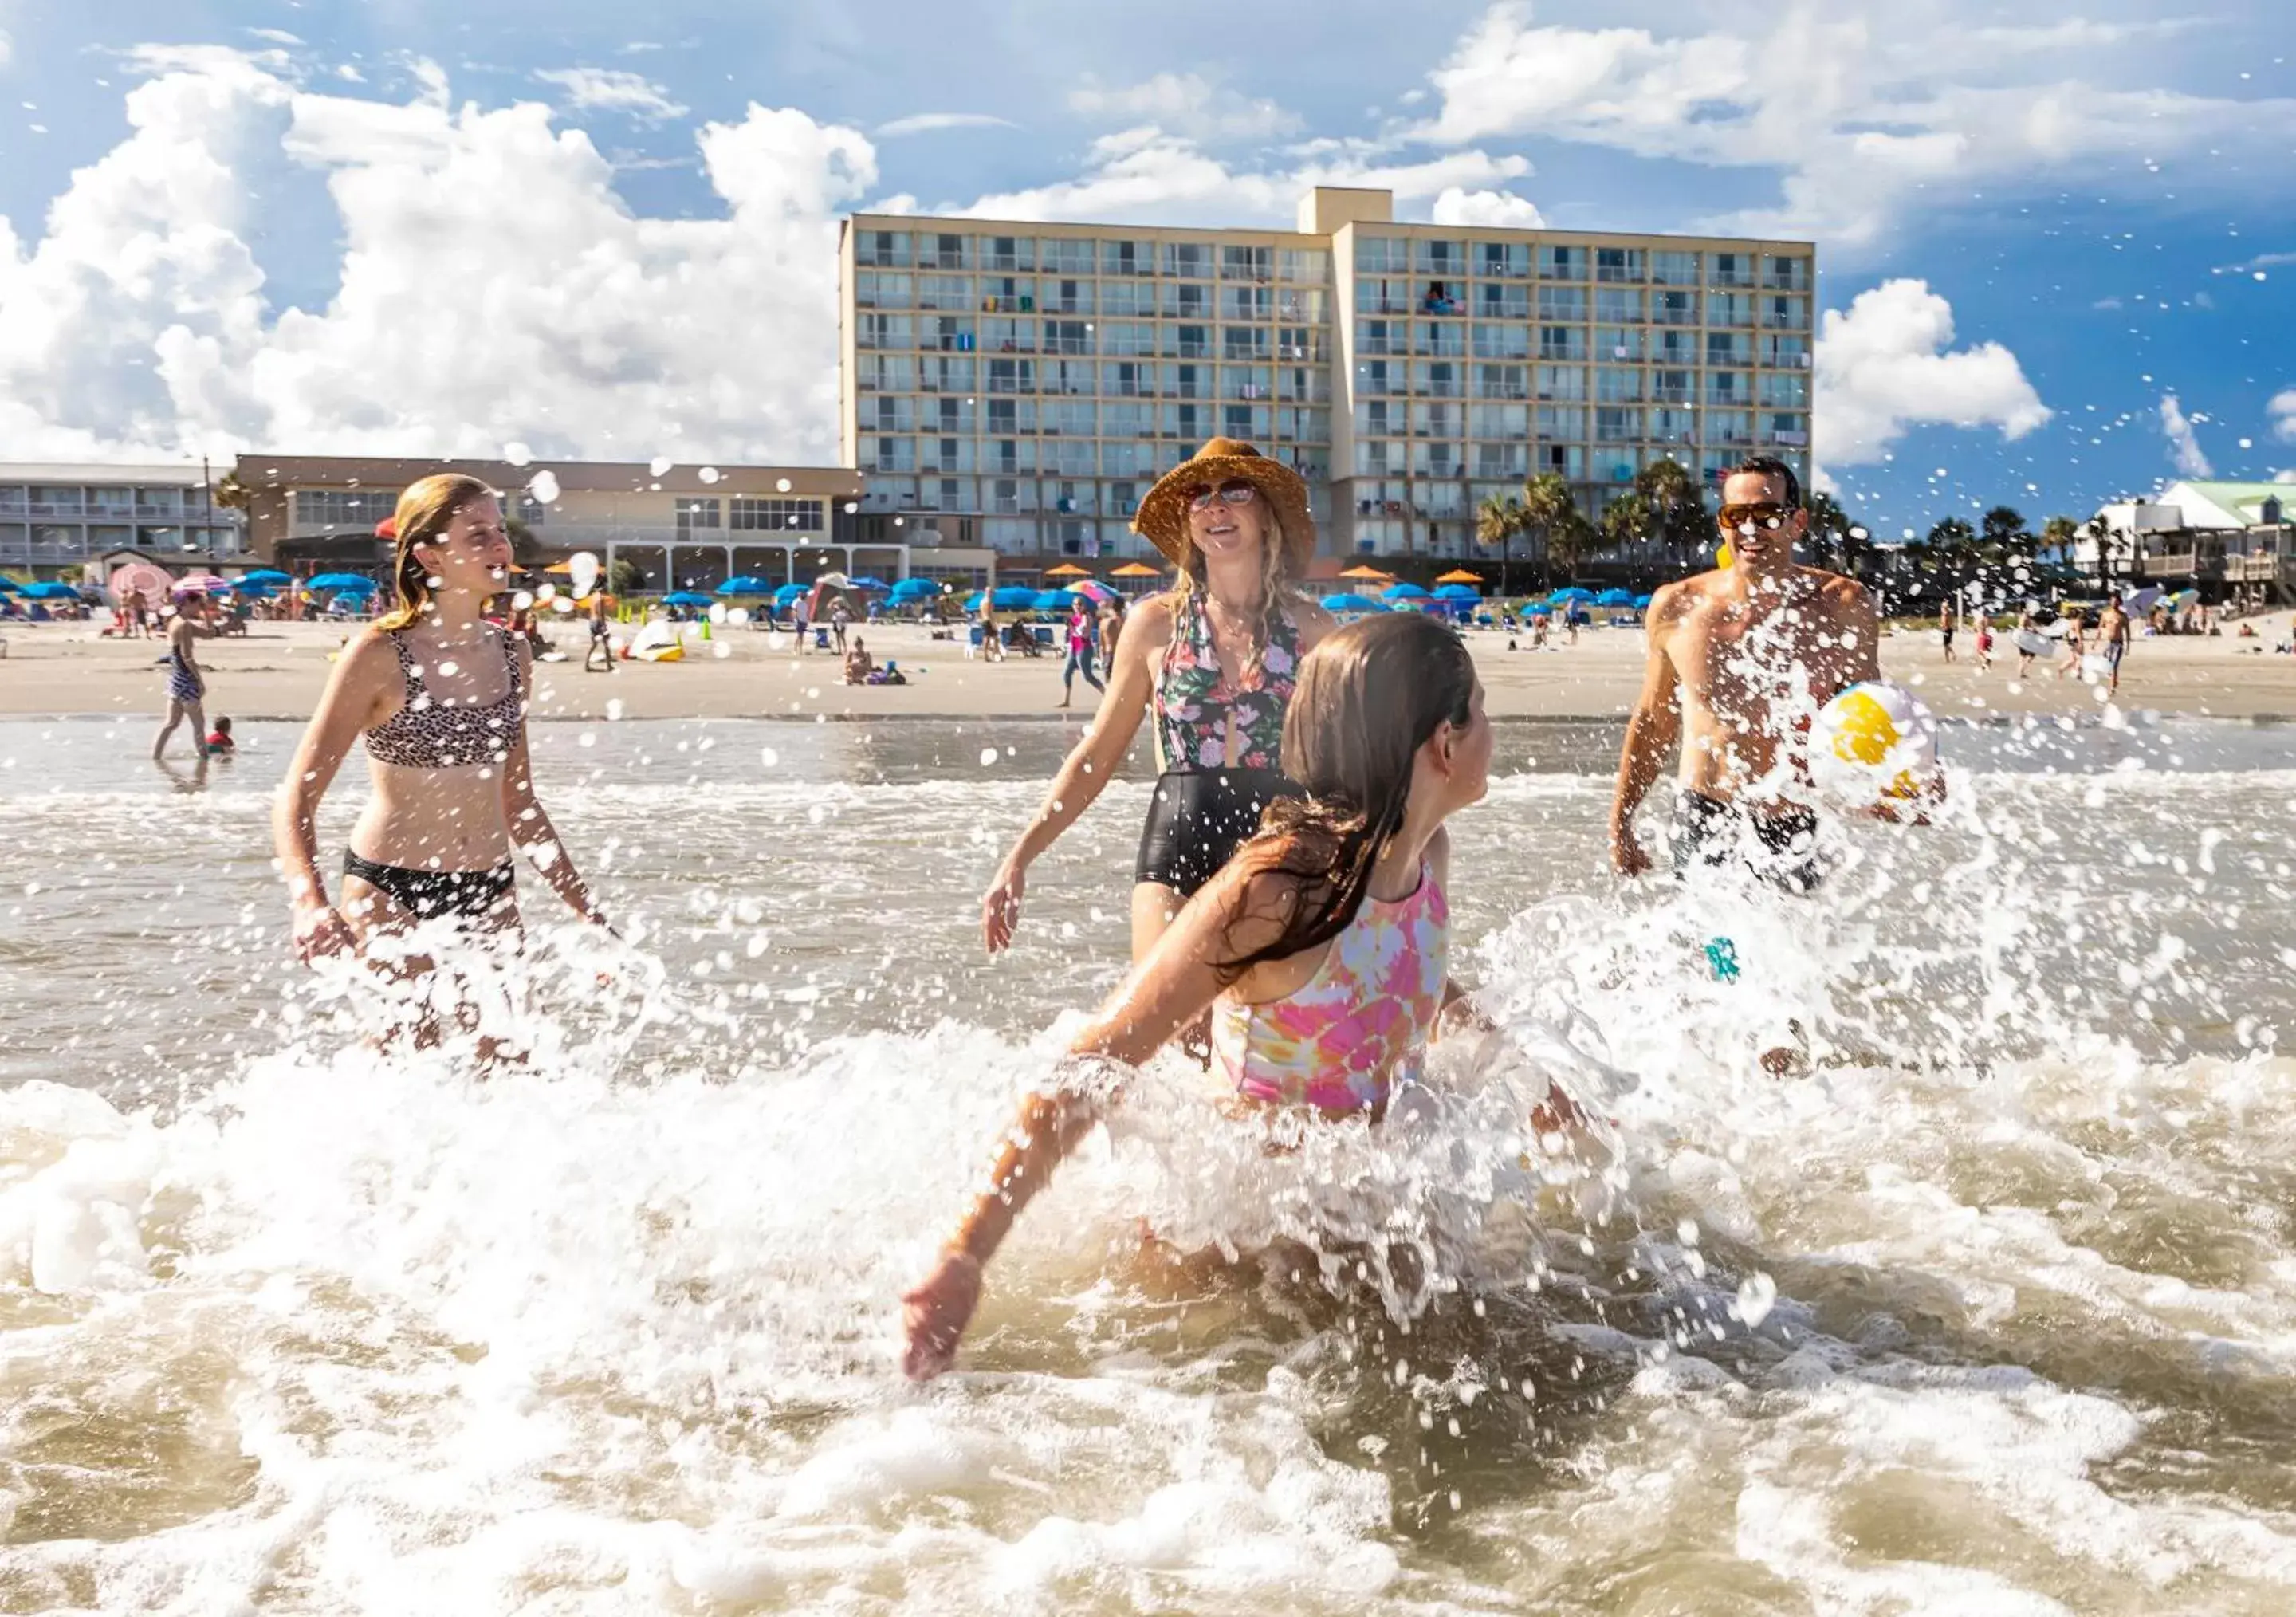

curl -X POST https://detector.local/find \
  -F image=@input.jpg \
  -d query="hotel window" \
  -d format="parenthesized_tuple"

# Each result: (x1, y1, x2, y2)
(1221, 285, 1273, 321)
(1415, 321, 1467, 356)
(1539, 326, 1587, 361)
(1650, 407, 1696, 443)
(730, 498, 827, 531)
(1535, 404, 1584, 439)
(1710, 293, 1755, 327)
(1594, 287, 1643, 324)
(1764, 413, 1810, 447)
(1707, 411, 1753, 447)
(1539, 285, 1589, 321)
(1043, 400, 1096, 435)
(1103, 321, 1154, 356)
(1415, 238, 1465, 275)
(1763, 295, 1810, 330)
(855, 230, 911, 268)
(1538, 245, 1586, 281)
(1045, 320, 1091, 356)
(1221, 244, 1272, 281)
(1705, 371, 1751, 406)
(983, 235, 1033, 272)
(1044, 280, 1094, 316)
(1536, 443, 1586, 478)
(1476, 241, 1531, 279)
(1162, 240, 1213, 278)
(1759, 373, 1810, 408)
(676, 498, 722, 532)
(1163, 281, 1213, 318)
(1653, 329, 1700, 364)
(1596, 367, 1644, 403)
(1653, 290, 1700, 326)
(1652, 250, 1700, 286)
(1103, 402, 1153, 436)
(1535, 365, 1586, 402)
(1468, 403, 1527, 439)
(1413, 360, 1461, 397)
(1476, 282, 1530, 320)
(1474, 363, 1527, 399)
(1598, 327, 1645, 361)
(1279, 247, 1330, 283)
(1472, 323, 1531, 360)
(1762, 255, 1812, 293)
(1355, 276, 1410, 315)
(1040, 238, 1095, 275)
(1594, 407, 1639, 443)
(927, 233, 972, 270)
(854, 271, 911, 309)
(1223, 365, 1273, 400)
(1762, 334, 1810, 368)
(1709, 252, 1756, 289)
(1102, 281, 1151, 317)
(1595, 246, 1644, 282)
(1354, 236, 1409, 273)
(1277, 325, 1325, 362)
(1101, 238, 1155, 276)
(1223, 325, 1270, 360)
(294, 490, 396, 528)
(1652, 368, 1696, 404)
(1706, 331, 1753, 366)
(986, 396, 1029, 431)
(868, 398, 914, 432)
(1102, 360, 1150, 396)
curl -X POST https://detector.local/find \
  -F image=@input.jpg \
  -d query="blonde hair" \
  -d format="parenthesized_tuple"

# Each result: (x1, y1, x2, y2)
(1174, 508, 1297, 681)
(377, 473, 496, 631)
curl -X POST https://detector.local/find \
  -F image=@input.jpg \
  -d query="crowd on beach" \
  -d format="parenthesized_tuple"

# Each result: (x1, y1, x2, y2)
(124, 435, 1949, 1383)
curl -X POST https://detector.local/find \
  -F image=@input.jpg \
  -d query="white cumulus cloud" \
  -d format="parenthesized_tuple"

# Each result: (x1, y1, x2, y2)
(1067, 72, 1299, 142)
(2158, 395, 2213, 478)
(0, 53, 870, 463)
(1412, 1, 2296, 246)
(533, 67, 688, 124)
(1813, 280, 2050, 470)
(1429, 187, 1545, 228)
(2270, 388, 2296, 444)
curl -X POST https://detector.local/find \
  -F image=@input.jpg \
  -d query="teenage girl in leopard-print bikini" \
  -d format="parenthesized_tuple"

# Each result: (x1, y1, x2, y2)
(273, 474, 607, 993)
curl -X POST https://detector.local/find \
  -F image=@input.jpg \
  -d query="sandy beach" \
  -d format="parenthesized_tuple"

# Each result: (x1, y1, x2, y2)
(4, 611, 2294, 723)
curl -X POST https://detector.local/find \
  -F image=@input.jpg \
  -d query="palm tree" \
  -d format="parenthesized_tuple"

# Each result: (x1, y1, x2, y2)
(1517, 471, 1578, 591)
(1634, 457, 1709, 567)
(1547, 507, 1597, 587)
(1475, 493, 1526, 596)
(2084, 513, 2119, 590)
(1600, 491, 1652, 560)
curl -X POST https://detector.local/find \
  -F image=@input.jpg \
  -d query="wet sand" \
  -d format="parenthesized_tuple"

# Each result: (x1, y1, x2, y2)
(2, 613, 2293, 723)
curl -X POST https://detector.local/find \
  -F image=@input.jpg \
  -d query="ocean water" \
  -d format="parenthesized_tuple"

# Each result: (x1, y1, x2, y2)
(2, 713, 2294, 1614)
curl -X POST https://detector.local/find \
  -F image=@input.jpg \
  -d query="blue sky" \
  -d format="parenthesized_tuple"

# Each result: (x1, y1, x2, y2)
(2, 0, 2291, 535)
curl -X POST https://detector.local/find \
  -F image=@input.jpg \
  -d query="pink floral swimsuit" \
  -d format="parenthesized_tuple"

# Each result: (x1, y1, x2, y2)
(1209, 864, 1450, 1115)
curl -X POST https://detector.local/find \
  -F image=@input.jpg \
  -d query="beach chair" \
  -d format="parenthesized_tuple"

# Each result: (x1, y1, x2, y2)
(813, 628, 832, 651)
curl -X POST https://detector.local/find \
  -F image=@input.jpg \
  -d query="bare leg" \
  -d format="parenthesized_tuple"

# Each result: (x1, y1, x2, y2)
(1132, 880, 1213, 1062)
(153, 698, 191, 760)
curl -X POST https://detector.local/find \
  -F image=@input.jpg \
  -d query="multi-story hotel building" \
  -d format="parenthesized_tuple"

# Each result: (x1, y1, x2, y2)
(0, 462, 247, 578)
(838, 187, 1814, 569)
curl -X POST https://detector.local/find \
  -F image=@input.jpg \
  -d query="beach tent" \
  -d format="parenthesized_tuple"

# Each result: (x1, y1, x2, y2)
(717, 575, 777, 595)
(1320, 592, 1389, 614)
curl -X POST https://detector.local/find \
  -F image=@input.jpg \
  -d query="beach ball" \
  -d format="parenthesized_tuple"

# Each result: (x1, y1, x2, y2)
(1814, 681, 1936, 801)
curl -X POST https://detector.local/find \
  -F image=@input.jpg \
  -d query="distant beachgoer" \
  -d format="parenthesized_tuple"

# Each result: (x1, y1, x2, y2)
(981, 438, 1336, 965)
(1058, 602, 1103, 708)
(152, 596, 214, 763)
(1610, 456, 1929, 895)
(793, 596, 812, 655)
(204, 716, 236, 757)
(273, 474, 607, 1036)
(2054, 612, 2088, 679)
(1939, 601, 1957, 663)
(978, 597, 1004, 663)
(584, 590, 615, 673)
(1973, 612, 1994, 671)
(832, 600, 853, 654)
(2015, 607, 2042, 677)
(2097, 598, 2130, 694)
(907, 614, 1581, 1381)
(1098, 596, 1126, 680)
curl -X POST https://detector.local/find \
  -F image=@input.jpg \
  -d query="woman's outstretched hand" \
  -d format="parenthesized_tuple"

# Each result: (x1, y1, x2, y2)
(292, 903, 358, 964)
(981, 862, 1026, 954)
(902, 1249, 983, 1380)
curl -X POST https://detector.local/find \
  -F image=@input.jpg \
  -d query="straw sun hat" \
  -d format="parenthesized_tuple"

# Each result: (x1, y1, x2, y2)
(1130, 437, 1316, 572)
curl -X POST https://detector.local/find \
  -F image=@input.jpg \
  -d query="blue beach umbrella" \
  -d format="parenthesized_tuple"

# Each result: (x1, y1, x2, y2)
(1320, 592, 1389, 613)
(0, 576, 22, 593)
(991, 586, 1040, 611)
(1596, 588, 1634, 606)
(847, 576, 890, 592)
(717, 575, 777, 595)
(1524, 605, 1551, 617)
(1031, 590, 1073, 612)
(238, 569, 293, 585)
(662, 591, 715, 607)
(1632, 593, 1653, 608)
(1433, 584, 1481, 602)
(1548, 587, 1594, 605)
(889, 578, 940, 600)
(773, 583, 809, 604)
(1382, 581, 1431, 600)
(305, 572, 377, 592)
(22, 580, 82, 600)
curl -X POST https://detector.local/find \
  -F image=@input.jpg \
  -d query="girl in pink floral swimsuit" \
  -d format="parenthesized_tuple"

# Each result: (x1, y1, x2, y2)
(906, 615, 1577, 1380)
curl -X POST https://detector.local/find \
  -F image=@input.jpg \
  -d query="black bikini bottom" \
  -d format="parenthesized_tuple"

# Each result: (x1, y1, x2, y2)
(1133, 768, 1300, 898)
(1669, 791, 1824, 894)
(344, 852, 517, 920)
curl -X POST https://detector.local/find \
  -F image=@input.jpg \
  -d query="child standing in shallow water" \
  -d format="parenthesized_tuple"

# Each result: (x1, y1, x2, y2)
(903, 613, 1574, 1380)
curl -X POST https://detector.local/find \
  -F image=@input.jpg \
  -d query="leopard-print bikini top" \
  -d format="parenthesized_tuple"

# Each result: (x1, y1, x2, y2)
(363, 628, 524, 769)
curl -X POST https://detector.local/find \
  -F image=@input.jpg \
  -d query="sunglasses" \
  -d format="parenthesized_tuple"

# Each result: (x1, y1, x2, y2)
(1186, 481, 1260, 511)
(1720, 502, 1792, 531)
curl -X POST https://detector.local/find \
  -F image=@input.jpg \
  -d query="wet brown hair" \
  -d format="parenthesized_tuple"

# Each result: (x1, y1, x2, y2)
(377, 473, 497, 632)
(1217, 612, 1476, 982)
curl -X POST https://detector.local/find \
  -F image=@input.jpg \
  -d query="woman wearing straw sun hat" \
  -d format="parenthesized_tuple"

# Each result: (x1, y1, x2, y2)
(981, 438, 1336, 963)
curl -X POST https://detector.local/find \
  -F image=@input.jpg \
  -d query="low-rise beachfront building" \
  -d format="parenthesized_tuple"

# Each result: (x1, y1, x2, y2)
(230, 455, 997, 592)
(2086, 481, 2296, 607)
(0, 462, 247, 579)
(837, 187, 1816, 576)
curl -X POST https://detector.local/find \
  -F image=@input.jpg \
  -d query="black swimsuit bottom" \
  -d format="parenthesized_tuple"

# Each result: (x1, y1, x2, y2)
(1669, 791, 1824, 895)
(344, 852, 516, 920)
(1133, 768, 1300, 897)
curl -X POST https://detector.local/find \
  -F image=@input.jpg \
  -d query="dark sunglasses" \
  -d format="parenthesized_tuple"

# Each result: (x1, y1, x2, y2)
(1186, 480, 1260, 511)
(1720, 502, 1792, 531)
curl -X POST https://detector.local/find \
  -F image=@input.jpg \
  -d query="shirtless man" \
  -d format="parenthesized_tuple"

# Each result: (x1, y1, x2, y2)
(2095, 597, 2130, 695)
(1610, 456, 1881, 893)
